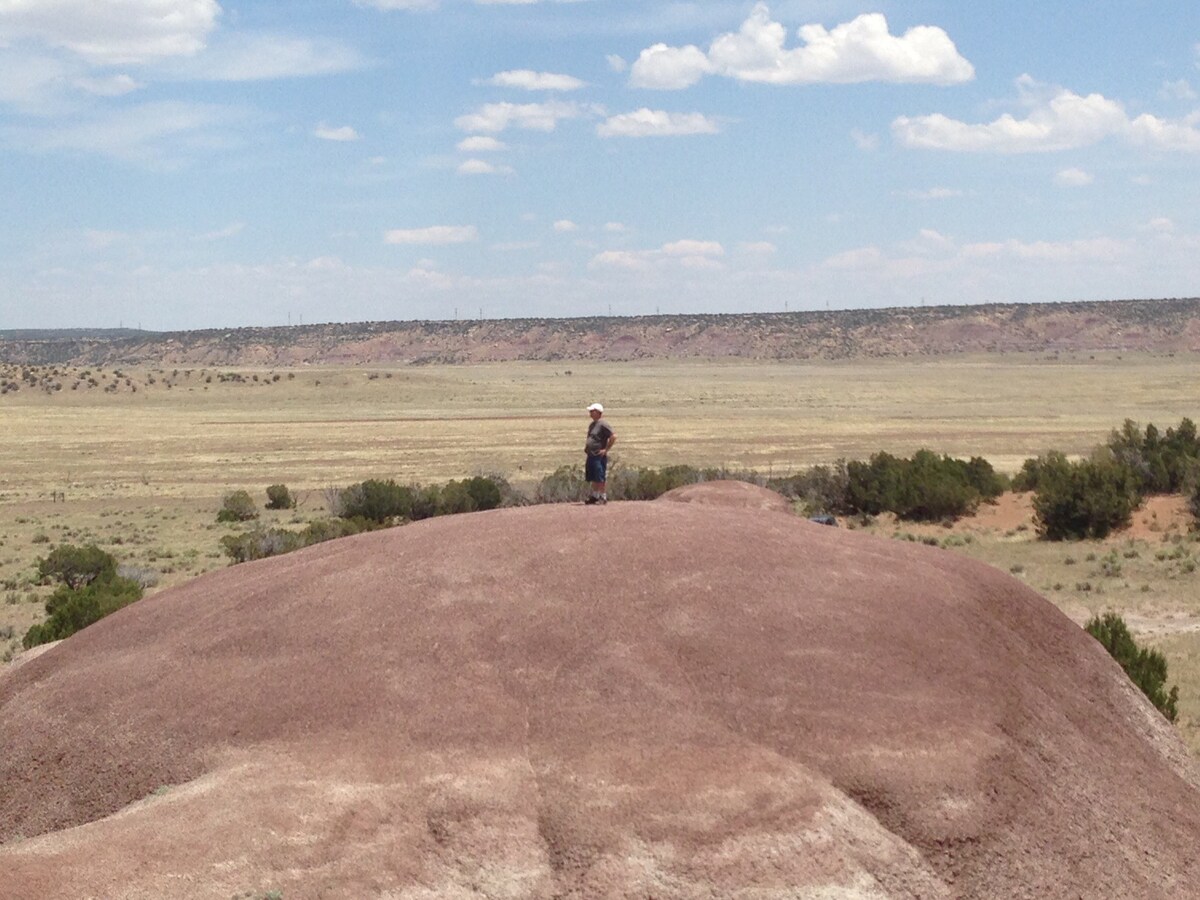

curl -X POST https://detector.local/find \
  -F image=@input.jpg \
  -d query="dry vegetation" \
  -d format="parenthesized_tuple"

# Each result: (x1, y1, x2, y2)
(3, 352, 1200, 751)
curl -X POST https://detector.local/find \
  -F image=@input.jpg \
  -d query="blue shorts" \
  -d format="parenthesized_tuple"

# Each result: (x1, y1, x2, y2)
(585, 454, 607, 483)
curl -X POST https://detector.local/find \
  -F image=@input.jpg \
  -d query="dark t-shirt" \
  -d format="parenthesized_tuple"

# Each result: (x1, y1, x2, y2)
(585, 418, 613, 455)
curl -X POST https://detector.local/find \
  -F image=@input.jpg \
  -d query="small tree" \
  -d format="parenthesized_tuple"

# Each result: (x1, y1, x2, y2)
(1085, 613, 1179, 722)
(217, 490, 259, 523)
(1032, 455, 1140, 540)
(265, 484, 295, 510)
(37, 544, 116, 589)
(24, 544, 143, 648)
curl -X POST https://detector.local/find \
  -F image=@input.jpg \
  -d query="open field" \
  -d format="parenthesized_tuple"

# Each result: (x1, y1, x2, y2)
(3, 352, 1200, 751)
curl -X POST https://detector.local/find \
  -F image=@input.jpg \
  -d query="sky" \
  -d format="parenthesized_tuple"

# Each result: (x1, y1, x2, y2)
(1, 0, 1198, 330)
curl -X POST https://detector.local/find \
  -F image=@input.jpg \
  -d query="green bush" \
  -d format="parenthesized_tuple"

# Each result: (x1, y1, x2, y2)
(24, 545, 143, 648)
(37, 543, 116, 589)
(770, 462, 849, 515)
(265, 484, 295, 510)
(1106, 418, 1200, 495)
(1032, 455, 1140, 540)
(220, 518, 376, 564)
(1085, 613, 1179, 722)
(217, 490, 259, 523)
(338, 479, 415, 523)
(843, 450, 1002, 522)
(534, 466, 588, 503)
(1011, 450, 1070, 492)
(609, 464, 715, 501)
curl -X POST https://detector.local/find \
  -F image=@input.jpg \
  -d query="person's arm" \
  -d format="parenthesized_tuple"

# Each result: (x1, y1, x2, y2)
(600, 430, 616, 456)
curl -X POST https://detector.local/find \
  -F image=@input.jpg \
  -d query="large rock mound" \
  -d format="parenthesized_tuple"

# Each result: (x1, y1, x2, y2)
(657, 479, 793, 513)
(2, 484, 1198, 898)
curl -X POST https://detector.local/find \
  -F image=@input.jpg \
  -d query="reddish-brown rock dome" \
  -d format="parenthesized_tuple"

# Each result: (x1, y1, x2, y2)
(2, 484, 1197, 898)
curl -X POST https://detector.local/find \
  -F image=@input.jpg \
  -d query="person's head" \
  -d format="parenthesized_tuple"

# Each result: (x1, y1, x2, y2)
(587, 402, 603, 421)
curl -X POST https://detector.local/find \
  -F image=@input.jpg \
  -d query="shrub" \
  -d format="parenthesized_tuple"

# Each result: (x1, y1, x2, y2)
(265, 484, 295, 510)
(1032, 455, 1140, 540)
(337, 479, 415, 523)
(220, 518, 375, 564)
(1085, 613, 1179, 722)
(609, 464, 713, 501)
(770, 461, 849, 514)
(24, 545, 144, 648)
(534, 466, 588, 504)
(1106, 418, 1200, 495)
(37, 543, 116, 589)
(217, 490, 259, 523)
(843, 450, 999, 522)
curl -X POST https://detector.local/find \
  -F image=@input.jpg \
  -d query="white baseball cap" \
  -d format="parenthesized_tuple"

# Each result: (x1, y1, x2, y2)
(587, 402, 604, 413)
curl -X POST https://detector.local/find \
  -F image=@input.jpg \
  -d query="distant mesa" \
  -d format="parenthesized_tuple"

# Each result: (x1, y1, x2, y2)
(2, 484, 1199, 897)
(3, 297, 1200, 366)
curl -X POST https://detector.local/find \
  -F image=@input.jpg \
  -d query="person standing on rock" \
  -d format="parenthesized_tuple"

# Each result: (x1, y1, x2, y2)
(584, 403, 616, 505)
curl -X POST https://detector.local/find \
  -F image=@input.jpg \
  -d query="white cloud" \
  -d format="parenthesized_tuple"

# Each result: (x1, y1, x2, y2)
(899, 187, 963, 200)
(0, 0, 219, 65)
(313, 123, 361, 141)
(738, 241, 777, 255)
(552, 219, 578, 232)
(606, 54, 627, 74)
(485, 70, 584, 91)
(1126, 112, 1200, 151)
(353, 0, 438, 10)
(661, 239, 723, 257)
(1054, 167, 1093, 187)
(457, 158, 513, 175)
(1160, 79, 1197, 101)
(630, 4, 973, 90)
(1142, 217, 1175, 233)
(73, 74, 142, 96)
(197, 222, 246, 241)
(589, 238, 726, 271)
(384, 225, 479, 245)
(629, 44, 713, 90)
(455, 100, 581, 133)
(1, 100, 246, 166)
(603, 222, 627, 233)
(894, 76, 1200, 153)
(597, 109, 720, 138)
(850, 128, 879, 151)
(162, 33, 366, 81)
(456, 135, 507, 152)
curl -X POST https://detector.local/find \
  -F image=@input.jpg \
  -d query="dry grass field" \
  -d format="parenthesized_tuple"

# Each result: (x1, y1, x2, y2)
(3, 351, 1199, 751)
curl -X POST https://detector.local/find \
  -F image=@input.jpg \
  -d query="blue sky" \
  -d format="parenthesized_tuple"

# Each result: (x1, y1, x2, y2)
(1, 0, 1198, 330)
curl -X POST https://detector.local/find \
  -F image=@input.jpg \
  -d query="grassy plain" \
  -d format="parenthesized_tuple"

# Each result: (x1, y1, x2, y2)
(2, 352, 1199, 750)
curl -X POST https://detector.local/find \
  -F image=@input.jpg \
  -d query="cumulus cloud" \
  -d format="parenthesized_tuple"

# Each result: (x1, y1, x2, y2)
(589, 238, 726, 271)
(0, 0, 219, 65)
(1054, 167, 1093, 187)
(552, 220, 578, 232)
(630, 4, 973, 90)
(384, 225, 479, 245)
(484, 70, 584, 91)
(313, 123, 361, 141)
(606, 54, 627, 74)
(597, 109, 720, 138)
(455, 100, 581, 133)
(456, 135, 507, 152)
(894, 75, 1200, 153)
(457, 158, 513, 175)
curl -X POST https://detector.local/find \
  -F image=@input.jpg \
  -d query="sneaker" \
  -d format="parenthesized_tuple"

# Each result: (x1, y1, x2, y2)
(584, 496, 600, 505)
